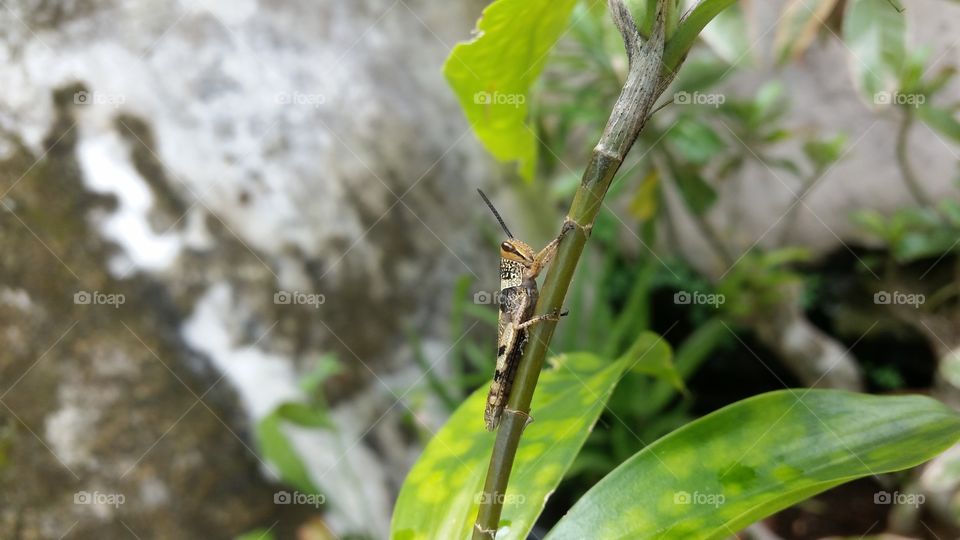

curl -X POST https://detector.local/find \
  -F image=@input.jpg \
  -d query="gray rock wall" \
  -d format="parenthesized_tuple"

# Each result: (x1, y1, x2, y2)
(0, 0, 492, 537)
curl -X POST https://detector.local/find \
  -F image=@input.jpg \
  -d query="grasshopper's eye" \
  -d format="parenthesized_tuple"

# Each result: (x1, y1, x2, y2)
(500, 242, 513, 252)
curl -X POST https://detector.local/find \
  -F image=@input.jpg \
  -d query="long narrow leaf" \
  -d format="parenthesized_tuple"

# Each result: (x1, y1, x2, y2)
(547, 390, 960, 539)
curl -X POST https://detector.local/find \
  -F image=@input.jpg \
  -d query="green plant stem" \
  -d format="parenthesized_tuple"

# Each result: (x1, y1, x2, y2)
(895, 109, 935, 209)
(472, 0, 673, 536)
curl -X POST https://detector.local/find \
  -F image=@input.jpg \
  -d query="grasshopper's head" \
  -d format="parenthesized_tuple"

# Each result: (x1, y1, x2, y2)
(478, 188, 534, 264)
(499, 239, 536, 268)
(478, 189, 538, 284)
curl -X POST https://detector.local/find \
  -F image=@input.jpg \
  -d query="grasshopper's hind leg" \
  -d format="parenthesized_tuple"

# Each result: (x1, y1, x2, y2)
(516, 308, 568, 330)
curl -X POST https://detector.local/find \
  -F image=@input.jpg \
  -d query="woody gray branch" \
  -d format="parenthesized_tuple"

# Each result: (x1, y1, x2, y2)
(471, 0, 673, 537)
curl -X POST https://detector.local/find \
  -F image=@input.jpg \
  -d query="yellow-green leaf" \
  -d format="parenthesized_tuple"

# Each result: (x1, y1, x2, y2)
(443, 0, 579, 181)
(628, 170, 661, 222)
(391, 353, 629, 539)
(547, 390, 960, 539)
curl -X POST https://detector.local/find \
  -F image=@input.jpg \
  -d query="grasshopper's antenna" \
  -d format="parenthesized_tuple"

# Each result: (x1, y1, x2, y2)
(477, 189, 514, 238)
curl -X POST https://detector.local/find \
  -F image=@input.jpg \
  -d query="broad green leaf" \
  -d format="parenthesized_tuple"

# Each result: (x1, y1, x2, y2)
(547, 390, 960, 539)
(443, 0, 578, 181)
(775, 0, 840, 64)
(842, 0, 906, 98)
(391, 353, 631, 540)
(663, 0, 737, 73)
(256, 413, 321, 495)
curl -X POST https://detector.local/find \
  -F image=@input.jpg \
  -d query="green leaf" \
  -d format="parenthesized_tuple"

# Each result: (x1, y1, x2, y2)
(842, 0, 906, 98)
(299, 353, 342, 394)
(775, 0, 840, 64)
(547, 390, 960, 539)
(894, 229, 958, 262)
(663, 0, 737, 73)
(673, 166, 717, 216)
(802, 133, 848, 171)
(621, 331, 686, 394)
(391, 353, 630, 539)
(256, 413, 321, 495)
(669, 53, 734, 93)
(917, 105, 960, 144)
(443, 0, 579, 180)
(696, 2, 751, 65)
(274, 402, 334, 429)
(666, 118, 726, 164)
(851, 209, 889, 239)
(628, 170, 662, 222)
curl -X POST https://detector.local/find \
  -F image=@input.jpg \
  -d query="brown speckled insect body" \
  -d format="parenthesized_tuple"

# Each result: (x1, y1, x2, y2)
(478, 189, 569, 431)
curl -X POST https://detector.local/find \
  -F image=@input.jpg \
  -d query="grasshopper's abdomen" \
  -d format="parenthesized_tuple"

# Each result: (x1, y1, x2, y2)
(484, 277, 538, 431)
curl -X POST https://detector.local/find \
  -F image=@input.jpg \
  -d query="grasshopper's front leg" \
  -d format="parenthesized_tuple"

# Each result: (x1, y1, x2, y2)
(526, 218, 577, 278)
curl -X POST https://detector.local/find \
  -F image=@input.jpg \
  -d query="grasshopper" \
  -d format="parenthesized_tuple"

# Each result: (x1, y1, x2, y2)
(477, 189, 572, 431)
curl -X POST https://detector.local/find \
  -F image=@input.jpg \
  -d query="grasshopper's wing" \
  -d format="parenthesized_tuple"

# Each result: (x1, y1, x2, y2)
(484, 286, 531, 431)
